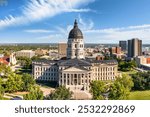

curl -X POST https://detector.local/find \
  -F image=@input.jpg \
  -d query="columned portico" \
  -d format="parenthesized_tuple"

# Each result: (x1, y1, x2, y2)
(59, 67, 91, 91)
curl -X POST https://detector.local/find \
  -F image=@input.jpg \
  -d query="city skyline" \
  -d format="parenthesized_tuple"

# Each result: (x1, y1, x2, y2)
(0, 0, 150, 44)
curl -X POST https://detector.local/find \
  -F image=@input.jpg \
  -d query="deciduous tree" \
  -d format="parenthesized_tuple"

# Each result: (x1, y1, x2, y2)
(23, 86, 43, 100)
(21, 73, 35, 91)
(5, 73, 23, 93)
(90, 81, 107, 100)
(46, 86, 72, 100)
(0, 78, 4, 99)
(132, 71, 150, 90)
(109, 74, 133, 100)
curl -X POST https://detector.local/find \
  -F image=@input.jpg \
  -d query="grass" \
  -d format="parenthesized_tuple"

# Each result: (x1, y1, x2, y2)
(128, 90, 150, 100)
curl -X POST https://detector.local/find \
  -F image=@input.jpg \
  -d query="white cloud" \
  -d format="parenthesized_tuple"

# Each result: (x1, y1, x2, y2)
(56, 15, 94, 34)
(24, 29, 54, 33)
(0, 0, 94, 29)
(23, 15, 150, 43)
(55, 16, 150, 43)
(128, 24, 150, 30)
(37, 34, 64, 41)
(0, 15, 25, 28)
(38, 34, 60, 39)
(78, 15, 94, 30)
(83, 25, 150, 43)
(65, 8, 95, 13)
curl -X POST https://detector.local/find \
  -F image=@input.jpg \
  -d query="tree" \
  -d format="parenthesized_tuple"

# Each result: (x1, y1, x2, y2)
(90, 81, 107, 100)
(31, 56, 42, 61)
(129, 60, 137, 68)
(132, 71, 150, 90)
(0, 78, 4, 99)
(5, 73, 23, 93)
(108, 74, 133, 100)
(23, 86, 44, 100)
(21, 73, 35, 91)
(17, 56, 32, 69)
(46, 86, 73, 100)
(118, 60, 137, 72)
(3, 51, 10, 56)
(0, 63, 12, 77)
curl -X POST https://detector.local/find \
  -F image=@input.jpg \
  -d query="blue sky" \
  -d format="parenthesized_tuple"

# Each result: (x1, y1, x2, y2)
(0, 0, 150, 44)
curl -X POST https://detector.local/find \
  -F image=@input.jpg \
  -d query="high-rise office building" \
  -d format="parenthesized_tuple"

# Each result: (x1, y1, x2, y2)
(119, 41, 127, 51)
(128, 38, 142, 58)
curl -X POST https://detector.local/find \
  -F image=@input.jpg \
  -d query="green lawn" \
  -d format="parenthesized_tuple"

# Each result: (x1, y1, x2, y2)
(128, 90, 150, 100)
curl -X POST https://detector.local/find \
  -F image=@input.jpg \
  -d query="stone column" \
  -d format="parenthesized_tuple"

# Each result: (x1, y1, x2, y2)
(79, 74, 81, 85)
(71, 74, 73, 85)
(77, 73, 78, 85)
(66, 73, 67, 86)
(83, 74, 85, 90)
(87, 73, 89, 91)
(64, 73, 67, 85)
(62, 73, 64, 85)
(69, 74, 71, 85)
(72, 74, 74, 85)
(58, 73, 61, 85)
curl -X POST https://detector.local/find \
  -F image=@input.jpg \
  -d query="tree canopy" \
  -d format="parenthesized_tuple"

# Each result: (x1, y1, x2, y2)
(118, 60, 137, 72)
(0, 63, 36, 95)
(132, 71, 150, 91)
(90, 80, 107, 100)
(90, 74, 134, 100)
(108, 74, 134, 100)
(46, 86, 73, 100)
(21, 73, 35, 91)
(0, 63, 12, 78)
(4, 72, 35, 93)
(17, 56, 32, 69)
(23, 86, 44, 100)
(5, 73, 23, 93)
(0, 78, 4, 99)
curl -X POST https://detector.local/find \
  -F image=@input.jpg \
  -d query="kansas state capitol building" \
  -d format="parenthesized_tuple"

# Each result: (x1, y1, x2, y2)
(32, 20, 118, 92)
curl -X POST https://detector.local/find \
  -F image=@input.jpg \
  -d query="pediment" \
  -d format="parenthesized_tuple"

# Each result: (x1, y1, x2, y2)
(63, 66, 88, 72)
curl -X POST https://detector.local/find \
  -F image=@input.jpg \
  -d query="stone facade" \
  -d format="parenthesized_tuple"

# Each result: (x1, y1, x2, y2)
(32, 59, 118, 92)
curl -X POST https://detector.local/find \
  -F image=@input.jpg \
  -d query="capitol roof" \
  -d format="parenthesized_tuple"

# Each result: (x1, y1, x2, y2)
(68, 19, 83, 39)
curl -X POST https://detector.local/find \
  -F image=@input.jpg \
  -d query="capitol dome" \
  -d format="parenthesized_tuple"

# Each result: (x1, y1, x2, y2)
(68, 20, 83, 39)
